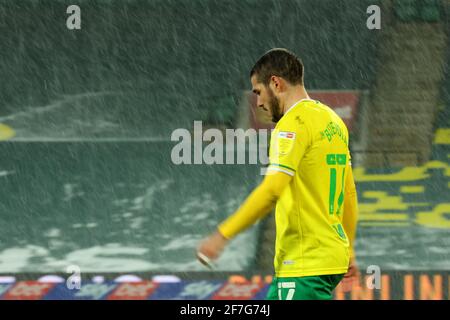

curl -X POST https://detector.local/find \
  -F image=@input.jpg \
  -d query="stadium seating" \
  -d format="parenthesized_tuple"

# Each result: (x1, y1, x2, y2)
(0, 141, 261, 272)
(394, 0, 419, 22)
(350, 21, 450, 270)
(2, 0, 449, 277)
(421, 0, 442, 22)
(363, 0, 448, 167)
(0, 0, 380, 138)
(432, 38, 450, 162)
(394, 0, 442, 22)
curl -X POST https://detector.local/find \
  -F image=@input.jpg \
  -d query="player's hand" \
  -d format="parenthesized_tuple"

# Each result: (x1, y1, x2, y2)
(196, 230, 228, 268)
(339, 256, 360, 292)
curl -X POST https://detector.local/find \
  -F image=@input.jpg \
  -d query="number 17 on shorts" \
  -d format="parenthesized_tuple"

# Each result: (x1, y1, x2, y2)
(278, 281, 296, 300)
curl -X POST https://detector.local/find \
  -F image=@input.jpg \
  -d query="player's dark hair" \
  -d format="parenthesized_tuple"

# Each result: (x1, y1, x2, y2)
(250, 48, 304, 86)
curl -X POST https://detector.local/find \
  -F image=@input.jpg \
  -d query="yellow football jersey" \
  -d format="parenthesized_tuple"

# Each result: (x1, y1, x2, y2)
(267, 99, 351, 277)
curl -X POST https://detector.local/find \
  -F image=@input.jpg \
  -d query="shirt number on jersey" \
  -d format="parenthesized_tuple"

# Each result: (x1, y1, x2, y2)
(326, 154, 347, 216)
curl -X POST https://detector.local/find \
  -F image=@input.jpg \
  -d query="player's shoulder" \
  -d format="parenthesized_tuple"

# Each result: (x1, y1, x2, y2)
(290, 99, 332, 118)
(303, 100, 349, 132)
(278, 99, 325, 127)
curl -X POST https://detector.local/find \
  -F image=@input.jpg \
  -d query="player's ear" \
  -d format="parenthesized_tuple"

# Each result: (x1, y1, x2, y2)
(270, 76, 283, 92)
(269, 76, 279, 91)
(270, 76, 277, 86)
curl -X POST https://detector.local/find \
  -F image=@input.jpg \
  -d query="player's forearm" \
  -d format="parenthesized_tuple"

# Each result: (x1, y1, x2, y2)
(343, 167, 359, 257)
(218, 180, 279, 240)
(343, 190, 358, 257)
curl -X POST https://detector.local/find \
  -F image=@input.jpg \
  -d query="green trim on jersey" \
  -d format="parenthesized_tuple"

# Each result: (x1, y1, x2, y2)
(269, 163, 296, 172)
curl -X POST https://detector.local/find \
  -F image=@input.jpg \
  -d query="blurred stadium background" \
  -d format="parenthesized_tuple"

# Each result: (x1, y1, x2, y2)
(0, 0, 449, 299)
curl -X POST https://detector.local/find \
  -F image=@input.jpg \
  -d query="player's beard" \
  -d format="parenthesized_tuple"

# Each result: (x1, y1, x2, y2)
(267, 87, 283, 123)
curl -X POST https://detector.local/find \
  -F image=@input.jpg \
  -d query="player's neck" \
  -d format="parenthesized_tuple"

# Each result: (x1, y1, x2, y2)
(282, 86, 310, 114)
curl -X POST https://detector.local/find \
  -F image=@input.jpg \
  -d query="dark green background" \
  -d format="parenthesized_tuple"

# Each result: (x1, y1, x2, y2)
(0, 0, 449, 274)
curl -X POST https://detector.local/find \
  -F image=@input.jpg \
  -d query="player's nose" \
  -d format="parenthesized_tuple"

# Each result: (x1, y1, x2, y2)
(256, 95, 263, 107)
(258, 104, 268, 112)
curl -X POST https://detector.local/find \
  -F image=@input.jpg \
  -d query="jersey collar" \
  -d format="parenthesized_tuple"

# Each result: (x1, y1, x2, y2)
(283, 98, 315, 117)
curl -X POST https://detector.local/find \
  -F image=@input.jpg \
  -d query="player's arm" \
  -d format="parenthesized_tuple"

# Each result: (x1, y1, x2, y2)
(340, 161, 360, 289)
(197, 114, 310, 265)
(220, 115, 311, 240)
(342, 163, 359, 258)
(219, 170, 292, 239)
(196, 171, 292, 263)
